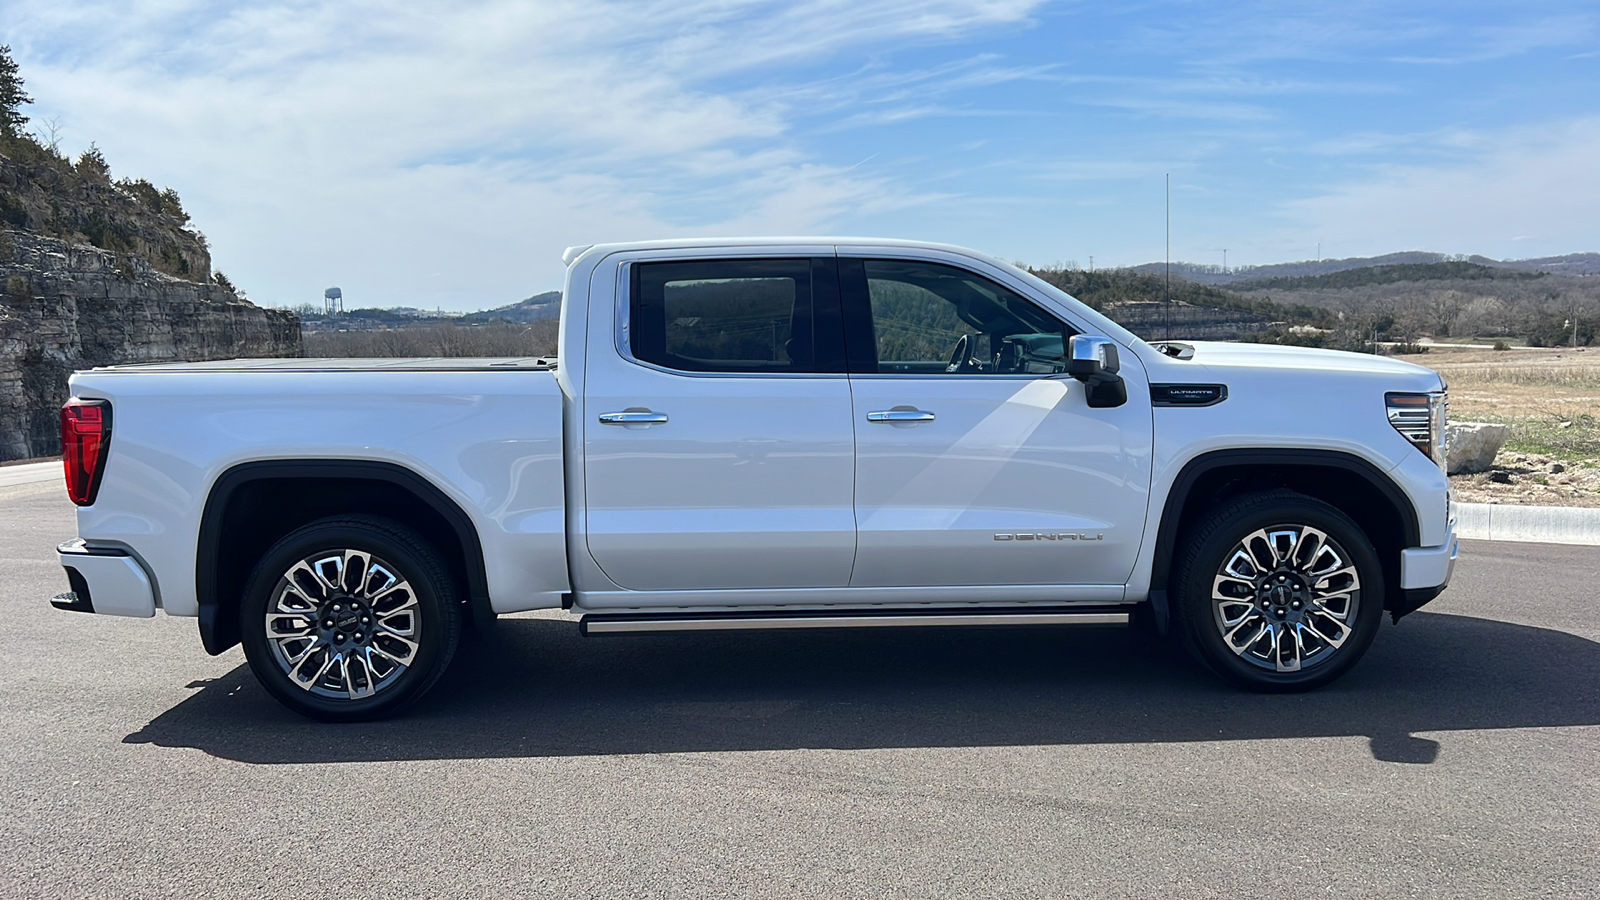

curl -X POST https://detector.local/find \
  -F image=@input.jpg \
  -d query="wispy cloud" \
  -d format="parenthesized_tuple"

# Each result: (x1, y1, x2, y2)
(3, 0, 1597, 301)
(1286, 118, 1600, 259)
(10, 0, 1045, 306)
(1389, 13, 1600, 64)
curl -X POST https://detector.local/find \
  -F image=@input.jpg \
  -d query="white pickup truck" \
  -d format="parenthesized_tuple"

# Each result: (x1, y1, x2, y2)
(51, 238, 1457, 720)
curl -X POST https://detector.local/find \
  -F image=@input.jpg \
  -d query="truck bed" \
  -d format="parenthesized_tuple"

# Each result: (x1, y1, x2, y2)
(67, 358, 569, 620)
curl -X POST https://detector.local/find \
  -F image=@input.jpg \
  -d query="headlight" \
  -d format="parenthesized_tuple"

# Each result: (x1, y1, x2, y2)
(1386, 391, 1448, 468)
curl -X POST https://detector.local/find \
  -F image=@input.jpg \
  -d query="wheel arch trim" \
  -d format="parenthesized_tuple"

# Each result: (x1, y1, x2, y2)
(1150, 448, 1420, 603)
(196, 459, 491, 655)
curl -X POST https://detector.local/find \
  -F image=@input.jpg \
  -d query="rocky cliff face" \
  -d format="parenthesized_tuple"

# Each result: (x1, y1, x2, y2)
(0, 228, 300, 460)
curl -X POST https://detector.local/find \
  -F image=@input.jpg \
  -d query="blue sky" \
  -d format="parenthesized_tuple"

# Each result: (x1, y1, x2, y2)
(4, 0, 1599, 309)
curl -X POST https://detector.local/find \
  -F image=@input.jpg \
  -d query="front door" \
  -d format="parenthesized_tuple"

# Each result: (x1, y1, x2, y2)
(582, 256, 858, 595)
(841, 256, 1153, 590)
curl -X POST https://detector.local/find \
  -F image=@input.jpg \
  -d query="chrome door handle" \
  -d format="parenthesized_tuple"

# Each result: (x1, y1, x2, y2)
(866, 408, 936, 423)
(598, 409, 669, 425)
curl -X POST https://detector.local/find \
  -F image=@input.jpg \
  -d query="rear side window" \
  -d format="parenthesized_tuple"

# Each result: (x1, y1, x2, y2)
(631, 258, 840, 373)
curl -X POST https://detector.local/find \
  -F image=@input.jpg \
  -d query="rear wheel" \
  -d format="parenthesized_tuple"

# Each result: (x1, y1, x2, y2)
(240, 515, 461, 721)
(1173, 491, 1384, 692)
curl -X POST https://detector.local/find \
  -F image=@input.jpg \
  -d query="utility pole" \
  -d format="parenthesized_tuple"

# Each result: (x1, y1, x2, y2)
(1088, 256, 1094, 272)
(1222, 249, 1228, 273)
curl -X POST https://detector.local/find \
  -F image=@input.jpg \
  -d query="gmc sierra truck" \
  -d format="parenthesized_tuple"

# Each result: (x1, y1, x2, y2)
(50, 238, 1457, 720)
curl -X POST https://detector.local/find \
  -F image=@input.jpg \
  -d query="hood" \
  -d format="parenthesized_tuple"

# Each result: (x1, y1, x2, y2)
(1168, 341, 1444, 385)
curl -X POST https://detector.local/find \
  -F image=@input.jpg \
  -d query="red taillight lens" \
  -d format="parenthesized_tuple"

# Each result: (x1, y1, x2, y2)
(61, 399, 112, 506)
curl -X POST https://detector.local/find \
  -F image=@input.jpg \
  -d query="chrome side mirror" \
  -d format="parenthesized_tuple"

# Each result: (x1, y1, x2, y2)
(1064, 335, 1127, 409)
(1066, 335, 1120, 380)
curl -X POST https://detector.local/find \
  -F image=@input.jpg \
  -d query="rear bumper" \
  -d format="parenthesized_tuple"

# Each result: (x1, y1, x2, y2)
(53, 540, 157, 618)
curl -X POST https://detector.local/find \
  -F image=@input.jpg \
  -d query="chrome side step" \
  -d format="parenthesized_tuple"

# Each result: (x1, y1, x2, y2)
(579, 607, 1129, 635)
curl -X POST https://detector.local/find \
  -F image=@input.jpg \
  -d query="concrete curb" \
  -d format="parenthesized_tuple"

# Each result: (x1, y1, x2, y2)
(1456, 502, 1600, 546)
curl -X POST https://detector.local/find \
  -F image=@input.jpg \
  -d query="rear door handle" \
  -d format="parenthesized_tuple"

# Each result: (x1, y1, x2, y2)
(866, 408, 936, 423)
(599, 409, 669, 425)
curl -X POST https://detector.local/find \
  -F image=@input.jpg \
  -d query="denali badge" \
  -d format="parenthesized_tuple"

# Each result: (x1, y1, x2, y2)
(994, 532, 1105, 541)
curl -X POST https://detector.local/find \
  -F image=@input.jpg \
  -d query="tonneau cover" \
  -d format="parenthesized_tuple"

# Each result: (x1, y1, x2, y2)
(83, 356, 557, 374)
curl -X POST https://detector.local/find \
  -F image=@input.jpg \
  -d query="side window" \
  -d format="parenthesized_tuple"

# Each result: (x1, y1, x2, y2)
(630, 259, 828, 373)
(859, 259, 1073, 375)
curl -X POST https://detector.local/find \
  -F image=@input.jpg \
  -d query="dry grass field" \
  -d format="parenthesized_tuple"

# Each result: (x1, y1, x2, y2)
(1392, 345, 1600, 506)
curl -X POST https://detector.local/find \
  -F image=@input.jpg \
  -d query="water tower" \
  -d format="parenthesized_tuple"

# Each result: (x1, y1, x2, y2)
(324, 286, 343, 316)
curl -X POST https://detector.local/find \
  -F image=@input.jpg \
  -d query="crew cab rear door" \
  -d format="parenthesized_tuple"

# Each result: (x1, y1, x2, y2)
(581, 254, 857, 594)
(839, 252, 1153, 591)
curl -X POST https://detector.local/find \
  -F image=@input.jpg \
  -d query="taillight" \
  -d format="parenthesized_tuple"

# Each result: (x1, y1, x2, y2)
(61, 398, 112, 506)
(1386, 391, 1446, 469)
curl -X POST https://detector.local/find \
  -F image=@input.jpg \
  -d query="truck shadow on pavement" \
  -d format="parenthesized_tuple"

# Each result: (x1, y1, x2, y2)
(125, 611, 1600, 765)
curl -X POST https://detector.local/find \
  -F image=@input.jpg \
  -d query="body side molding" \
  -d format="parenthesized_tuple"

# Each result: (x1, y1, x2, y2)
(581, 606, 1130, 634)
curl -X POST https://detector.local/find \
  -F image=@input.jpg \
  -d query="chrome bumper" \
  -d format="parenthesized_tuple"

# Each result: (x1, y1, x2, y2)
(1400, 514, 1459, 592)
(53, 540, 157, 618)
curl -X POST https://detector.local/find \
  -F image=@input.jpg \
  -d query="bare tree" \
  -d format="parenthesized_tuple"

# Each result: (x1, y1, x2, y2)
(29, 115, 63, 154)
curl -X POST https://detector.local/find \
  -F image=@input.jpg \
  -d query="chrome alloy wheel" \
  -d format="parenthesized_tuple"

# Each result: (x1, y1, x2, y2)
(263, 549, 421, 700)
(1210, 524, 1361, 673)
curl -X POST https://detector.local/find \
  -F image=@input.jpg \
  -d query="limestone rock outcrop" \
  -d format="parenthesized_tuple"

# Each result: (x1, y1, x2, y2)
(1445, 421, 1510, 475)
(0, 229, 299, 460)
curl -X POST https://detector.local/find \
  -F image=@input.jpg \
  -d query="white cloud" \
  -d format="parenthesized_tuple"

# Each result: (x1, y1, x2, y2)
(10, 0, 1043, 308)
(8, 1, 1599, 302)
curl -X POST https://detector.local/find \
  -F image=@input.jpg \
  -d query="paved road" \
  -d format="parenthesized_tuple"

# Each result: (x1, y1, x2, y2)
(2, 479, 1597, 898)
(0, 460, 58, 488)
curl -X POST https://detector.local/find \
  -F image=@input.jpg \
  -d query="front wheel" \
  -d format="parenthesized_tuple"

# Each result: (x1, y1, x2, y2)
(1173, 491, 1384, 692)
(240, 515, 462, 721)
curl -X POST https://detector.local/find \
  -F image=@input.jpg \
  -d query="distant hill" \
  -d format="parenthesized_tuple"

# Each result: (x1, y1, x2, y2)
(1478, 253, 1600, 277)
(1132, 251, 1600, 285)
(1230, 262, 1546, 292)
(1131, 252, 1457, 285)
(1028, 266, 1325, 340)
(289, 248, 1598, 351)
(461, 290, 561, 324)
(296, 291, 562, 332)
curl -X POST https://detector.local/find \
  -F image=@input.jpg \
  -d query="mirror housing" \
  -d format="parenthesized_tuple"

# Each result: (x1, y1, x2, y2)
(1066, 335, 1120, 379)
(1064, 335, 1127, 408)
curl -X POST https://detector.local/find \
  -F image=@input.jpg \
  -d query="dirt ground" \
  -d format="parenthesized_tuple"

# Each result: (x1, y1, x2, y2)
(1390, 345, 1600, 507)
(1449, 450, 1600, 507)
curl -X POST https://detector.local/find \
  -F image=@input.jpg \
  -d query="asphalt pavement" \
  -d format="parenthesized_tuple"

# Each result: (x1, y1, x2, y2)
(2, 478, 1596, 898)
(0, 460, 58, 488)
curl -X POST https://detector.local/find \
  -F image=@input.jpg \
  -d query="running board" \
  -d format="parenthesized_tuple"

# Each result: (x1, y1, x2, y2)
(579, 607, 1130, 635)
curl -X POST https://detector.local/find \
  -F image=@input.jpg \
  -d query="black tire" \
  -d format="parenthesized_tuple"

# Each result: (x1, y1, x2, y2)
(241, 515, 462, 722)
(1173, 490, 1384, 692)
